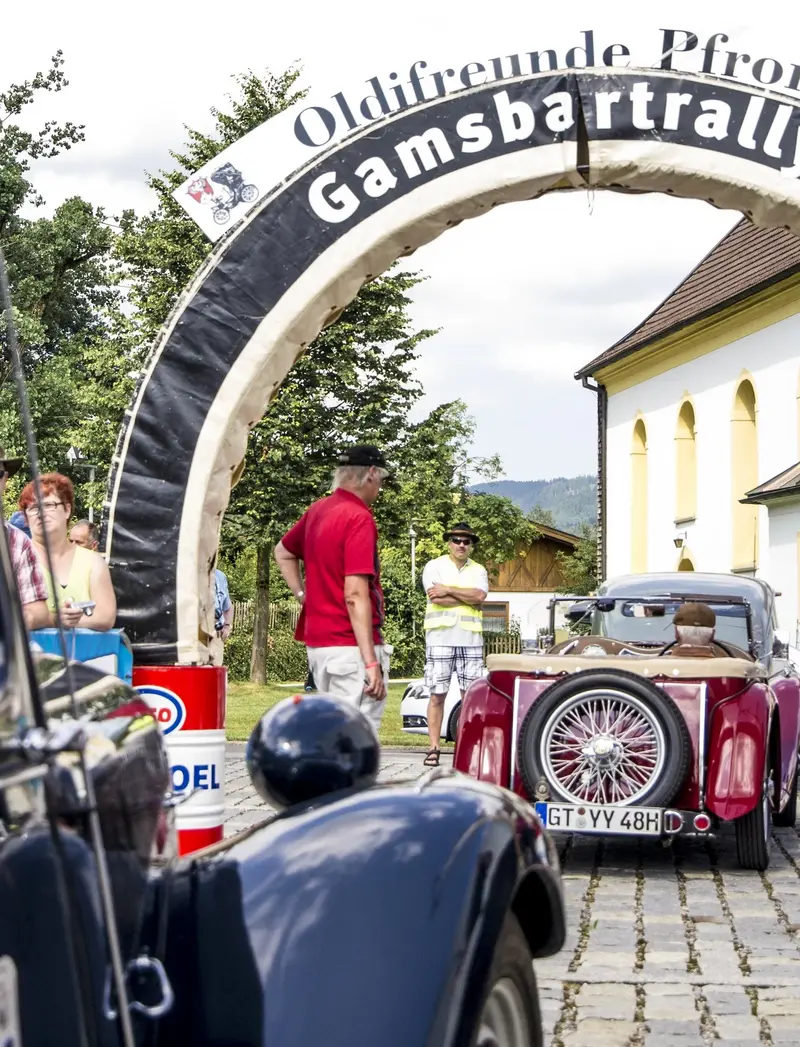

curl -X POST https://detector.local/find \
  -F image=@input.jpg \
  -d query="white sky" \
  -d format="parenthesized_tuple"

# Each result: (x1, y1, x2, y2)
(5, 0, 799, 480)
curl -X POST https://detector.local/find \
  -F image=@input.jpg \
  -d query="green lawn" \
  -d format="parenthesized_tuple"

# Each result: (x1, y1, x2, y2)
(226, 680, 454, 750)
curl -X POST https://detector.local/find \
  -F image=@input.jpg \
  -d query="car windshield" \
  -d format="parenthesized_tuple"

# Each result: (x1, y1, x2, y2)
(589, 600, 751, 650)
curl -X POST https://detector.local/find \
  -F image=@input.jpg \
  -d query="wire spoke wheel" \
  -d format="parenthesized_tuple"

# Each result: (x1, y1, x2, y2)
(476, 977, 530, 1047)
(539, 689, 666, 805)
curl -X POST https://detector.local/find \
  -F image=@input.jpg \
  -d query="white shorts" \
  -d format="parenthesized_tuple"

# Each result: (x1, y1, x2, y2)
(306, 644, 391, 730)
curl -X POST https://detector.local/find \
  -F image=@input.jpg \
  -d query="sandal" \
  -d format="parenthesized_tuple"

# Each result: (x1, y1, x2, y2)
(423, 748, 440, 767)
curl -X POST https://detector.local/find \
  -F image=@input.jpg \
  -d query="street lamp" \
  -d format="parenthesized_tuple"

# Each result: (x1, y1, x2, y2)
(67, 446, 97, 523)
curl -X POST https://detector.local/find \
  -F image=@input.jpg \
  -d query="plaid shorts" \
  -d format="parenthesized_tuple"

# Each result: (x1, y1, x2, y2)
(424, 645, 484, 695)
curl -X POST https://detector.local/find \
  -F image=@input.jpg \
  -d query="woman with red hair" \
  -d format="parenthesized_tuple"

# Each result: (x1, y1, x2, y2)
(19, 473, 117, 630)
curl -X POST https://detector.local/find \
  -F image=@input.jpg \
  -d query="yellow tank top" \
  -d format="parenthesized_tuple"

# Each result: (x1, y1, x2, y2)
(44, 544, 94, 613)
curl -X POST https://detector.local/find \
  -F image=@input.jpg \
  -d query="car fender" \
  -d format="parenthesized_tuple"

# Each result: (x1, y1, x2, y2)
(165, 778, 563, 1047)
(770, 675, 800, 805)
(705, 682, 772, 821)
(453, 677, 512, 786)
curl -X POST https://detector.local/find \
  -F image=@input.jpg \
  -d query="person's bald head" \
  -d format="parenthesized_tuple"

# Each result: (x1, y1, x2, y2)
(70, 520, 99, 551)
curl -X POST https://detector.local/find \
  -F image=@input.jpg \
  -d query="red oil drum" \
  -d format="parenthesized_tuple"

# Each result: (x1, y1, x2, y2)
(133, 665, 227, 855)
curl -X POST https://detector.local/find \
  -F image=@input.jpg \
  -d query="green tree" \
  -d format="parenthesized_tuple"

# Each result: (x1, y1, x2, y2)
(0, 55, 127, 504)
(116, 66, 307, 342)
(376, 400, 500, 546)
(0, 198, 132, 502)
(224, 268, 434, 681)
(373, 400, 538, 673)
(461, 492, 540, 580)
(115, 65, 443, 681)
(114, 64, 545, 680)
(556, 523, 598, 595)
(0, 51, 84, 233)
(529, 504, 556, 528)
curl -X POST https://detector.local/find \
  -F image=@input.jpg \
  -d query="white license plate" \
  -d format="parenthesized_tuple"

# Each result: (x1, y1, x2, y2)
(535, 802, 663, 836)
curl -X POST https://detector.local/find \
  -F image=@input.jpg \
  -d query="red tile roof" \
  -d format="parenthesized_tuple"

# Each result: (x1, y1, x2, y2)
(577, 219, 800, 378)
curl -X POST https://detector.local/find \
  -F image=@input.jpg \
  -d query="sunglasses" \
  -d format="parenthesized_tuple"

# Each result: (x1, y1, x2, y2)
(449, 537, 473, 546)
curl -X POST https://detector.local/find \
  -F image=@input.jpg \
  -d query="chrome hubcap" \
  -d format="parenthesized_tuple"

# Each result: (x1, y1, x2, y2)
(476, 978, 529, 1047)
(539, 689, 666, 805)
(581, 735, 620, 762)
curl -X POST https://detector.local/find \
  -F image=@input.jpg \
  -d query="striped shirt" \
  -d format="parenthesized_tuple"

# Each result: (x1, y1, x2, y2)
(6, 523, 47, 605)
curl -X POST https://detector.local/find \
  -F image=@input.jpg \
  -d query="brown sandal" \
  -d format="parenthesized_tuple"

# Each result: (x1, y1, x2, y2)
(423, 748, 440, 767)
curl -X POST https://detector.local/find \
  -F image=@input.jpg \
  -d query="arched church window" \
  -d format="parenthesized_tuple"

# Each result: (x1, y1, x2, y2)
(675, 400, 697, 522)
(731, 378, 758, 571)
(631, 418, 648, 573)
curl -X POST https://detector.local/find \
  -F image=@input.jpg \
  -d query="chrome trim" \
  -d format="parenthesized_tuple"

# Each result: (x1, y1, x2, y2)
(663, 809, 684, 834)
(698, 682, 707, 809)
(510, 676, 521, 787)
(104, 957, 175, 1020)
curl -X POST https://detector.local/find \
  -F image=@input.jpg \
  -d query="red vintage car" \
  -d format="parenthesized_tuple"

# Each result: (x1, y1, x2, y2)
(454, 573, 800, 870)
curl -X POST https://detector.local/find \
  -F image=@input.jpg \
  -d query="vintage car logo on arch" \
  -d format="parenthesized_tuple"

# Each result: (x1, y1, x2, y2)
(134, 684, 186, 735)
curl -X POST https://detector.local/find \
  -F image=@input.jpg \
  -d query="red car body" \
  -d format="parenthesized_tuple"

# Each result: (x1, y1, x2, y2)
(454, 573, 800, 870)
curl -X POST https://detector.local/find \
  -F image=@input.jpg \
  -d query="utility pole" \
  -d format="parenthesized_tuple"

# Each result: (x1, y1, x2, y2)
(409, 523, 417, 639)
(88, 464, 96, 522)
(67, 446, 97, 522)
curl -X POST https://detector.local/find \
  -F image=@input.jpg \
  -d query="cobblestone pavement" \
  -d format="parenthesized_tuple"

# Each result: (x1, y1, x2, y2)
(223, 741, 439, 835)
(534, 824, 800, 1047)
(224, 745, 800, 1046)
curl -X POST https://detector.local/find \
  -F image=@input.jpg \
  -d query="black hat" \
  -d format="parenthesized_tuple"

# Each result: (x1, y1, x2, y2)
(337, 444, 388, 469)
(0, 446, 23, 479)
(444, 521, 479, 544)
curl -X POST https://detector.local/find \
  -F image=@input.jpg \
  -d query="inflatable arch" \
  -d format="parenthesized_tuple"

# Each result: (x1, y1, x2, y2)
(106, 67, 800, 665)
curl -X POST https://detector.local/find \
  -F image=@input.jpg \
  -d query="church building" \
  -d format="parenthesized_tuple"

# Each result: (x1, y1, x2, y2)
(577, 218, 800, 643)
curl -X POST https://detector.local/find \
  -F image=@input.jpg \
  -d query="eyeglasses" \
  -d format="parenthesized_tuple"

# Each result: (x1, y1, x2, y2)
(26, 501, 65, 517)
(450, 537, 473, 546)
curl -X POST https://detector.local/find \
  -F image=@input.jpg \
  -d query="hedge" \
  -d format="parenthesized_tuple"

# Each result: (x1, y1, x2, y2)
(225, 625, 522, 682)
(224, 626, 309, 683)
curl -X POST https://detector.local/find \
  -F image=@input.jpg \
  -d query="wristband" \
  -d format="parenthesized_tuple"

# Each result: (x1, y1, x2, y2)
(364, 660, 378, 670)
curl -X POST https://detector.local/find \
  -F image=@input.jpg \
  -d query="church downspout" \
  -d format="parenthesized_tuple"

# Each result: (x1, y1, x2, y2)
(581, 376, 607, 583)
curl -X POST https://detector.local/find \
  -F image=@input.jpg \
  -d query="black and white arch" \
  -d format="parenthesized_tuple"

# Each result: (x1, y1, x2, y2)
(105, 68, 800, 664)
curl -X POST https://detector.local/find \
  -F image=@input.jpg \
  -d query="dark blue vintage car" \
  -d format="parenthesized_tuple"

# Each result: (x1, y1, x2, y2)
(0, 523, 566, 1047)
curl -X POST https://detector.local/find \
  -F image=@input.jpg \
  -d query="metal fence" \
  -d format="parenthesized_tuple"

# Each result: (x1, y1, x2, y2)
(232, 599, 521, 655)
(231, 599, 301, 634)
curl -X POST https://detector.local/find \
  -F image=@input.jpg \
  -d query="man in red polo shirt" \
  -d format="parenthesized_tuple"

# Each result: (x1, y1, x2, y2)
(274, 445, 390, 727)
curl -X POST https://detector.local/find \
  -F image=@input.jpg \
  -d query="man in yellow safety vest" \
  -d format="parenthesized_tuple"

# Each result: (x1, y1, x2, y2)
(422, 522, 488, 766)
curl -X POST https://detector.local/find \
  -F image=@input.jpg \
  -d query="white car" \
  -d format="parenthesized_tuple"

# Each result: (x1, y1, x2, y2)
(400, 670, 487, 741)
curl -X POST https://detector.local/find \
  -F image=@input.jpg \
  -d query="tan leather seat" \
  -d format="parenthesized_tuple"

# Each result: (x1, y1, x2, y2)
(664, 642, 728, 659)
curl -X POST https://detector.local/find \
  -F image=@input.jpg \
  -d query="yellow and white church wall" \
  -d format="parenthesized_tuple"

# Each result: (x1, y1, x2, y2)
(596, 273, 800, 636)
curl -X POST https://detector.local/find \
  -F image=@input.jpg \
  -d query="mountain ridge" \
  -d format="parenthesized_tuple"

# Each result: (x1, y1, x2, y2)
(471, 475, 597, 534)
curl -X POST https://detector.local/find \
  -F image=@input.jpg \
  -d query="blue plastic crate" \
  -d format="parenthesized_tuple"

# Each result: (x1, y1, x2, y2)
(30, 628, 134, 685)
